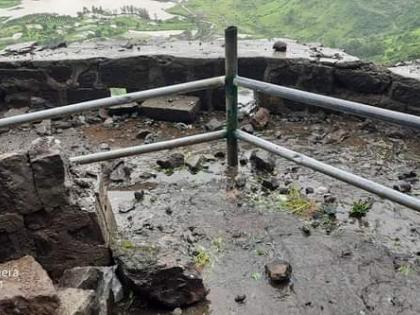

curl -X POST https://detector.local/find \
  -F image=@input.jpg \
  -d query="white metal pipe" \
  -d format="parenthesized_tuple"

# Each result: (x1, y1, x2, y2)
(235, 76, 420, 130)
(0, 76, 225, 129)
(236, 130, 420, 212)
(70, 130, 226, 164)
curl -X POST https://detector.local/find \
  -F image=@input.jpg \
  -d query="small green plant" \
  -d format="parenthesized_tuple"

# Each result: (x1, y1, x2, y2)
(193, 246, 211, 268)
(398, 265, 412, 276)
(251, 272, 262, 280)
(350, 199, 372, 218)
(120, 239, 135, 250)
(255, 247, 267, 256)
(212, 237, 224, 253)
(283, 185, 316, 216)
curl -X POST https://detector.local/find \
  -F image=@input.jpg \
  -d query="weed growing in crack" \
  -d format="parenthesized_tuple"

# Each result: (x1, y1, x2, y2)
(193, 246, 211, 268)
(282, 185, 317, 216)
(350, 199, 373, 218)
(398, 264, 413, 276)
(251, 272, 262, 281)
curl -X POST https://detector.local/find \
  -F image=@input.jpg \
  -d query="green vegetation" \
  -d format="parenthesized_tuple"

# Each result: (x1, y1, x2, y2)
(0, 1, 419, 63)
(193, 246, 211, 268)
(398, 264, 413, 276)
(0, 0, 20, 9)
(251, 271, 262, 280)
(282, 186, 316, 216)
(349, 199, 373, 218)
(173, 0, 420, 64)
(247, 184, 317, 217)
(0, 11, 194, 50)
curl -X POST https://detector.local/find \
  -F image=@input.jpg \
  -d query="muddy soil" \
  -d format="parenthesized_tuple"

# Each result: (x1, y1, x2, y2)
(1, 109, 420, 314)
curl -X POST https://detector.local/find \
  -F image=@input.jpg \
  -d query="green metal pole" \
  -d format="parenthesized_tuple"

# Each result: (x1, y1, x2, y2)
(225, 26, 239, 167)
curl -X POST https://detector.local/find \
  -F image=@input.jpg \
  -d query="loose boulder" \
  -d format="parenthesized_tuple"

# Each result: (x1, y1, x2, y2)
(0, 256, 60, 315)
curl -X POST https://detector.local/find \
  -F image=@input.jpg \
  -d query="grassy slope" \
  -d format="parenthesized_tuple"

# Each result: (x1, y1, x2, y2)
(176, 0, 420, 64)
(0, 0, 20, 9)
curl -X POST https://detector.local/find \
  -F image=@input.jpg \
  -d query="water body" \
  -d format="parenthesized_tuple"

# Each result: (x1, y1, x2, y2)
(0, 0, 176, 20)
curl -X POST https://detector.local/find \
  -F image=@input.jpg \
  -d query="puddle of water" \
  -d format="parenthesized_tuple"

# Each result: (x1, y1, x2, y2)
(0, 0, 175, 20)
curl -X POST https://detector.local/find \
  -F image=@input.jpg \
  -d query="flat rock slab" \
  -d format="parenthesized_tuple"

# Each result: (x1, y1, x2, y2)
(140, 95, 200, 123)
(57, 288, 95, 315)
(0, 255, 59, 315)
(104, 190, 208, 308)
(105, 177, 420, 315)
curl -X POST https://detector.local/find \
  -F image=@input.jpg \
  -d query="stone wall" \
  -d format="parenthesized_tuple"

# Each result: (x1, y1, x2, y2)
(0, 53, 420, 115)
(0, 137, 111, 279)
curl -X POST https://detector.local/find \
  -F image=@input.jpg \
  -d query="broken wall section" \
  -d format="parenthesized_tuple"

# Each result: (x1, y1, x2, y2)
(0, 137, 111, 279)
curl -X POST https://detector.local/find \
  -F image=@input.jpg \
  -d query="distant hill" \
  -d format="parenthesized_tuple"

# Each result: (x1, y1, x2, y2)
(174, 0, 420, 64)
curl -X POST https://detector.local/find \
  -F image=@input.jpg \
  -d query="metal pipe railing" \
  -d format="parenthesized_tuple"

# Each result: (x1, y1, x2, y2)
(1, 25, 419, 214)
(236, 130, 420, 212)
(225, 26, 239, 167)
(0, 76, 225, 129)
(235, 76, 420, 130)
(70, 130, 226, 164)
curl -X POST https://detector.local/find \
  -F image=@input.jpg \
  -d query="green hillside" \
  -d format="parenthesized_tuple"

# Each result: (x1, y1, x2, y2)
(173, 0, 420, 64)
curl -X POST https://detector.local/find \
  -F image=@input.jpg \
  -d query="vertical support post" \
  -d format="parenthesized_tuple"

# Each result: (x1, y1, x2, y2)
(225, 26, 239, 167)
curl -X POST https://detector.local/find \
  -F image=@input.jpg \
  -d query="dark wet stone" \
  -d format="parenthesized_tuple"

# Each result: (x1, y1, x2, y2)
(0, 151, 42, 214)
(273, 41, 287, 52)
(398, 171, 417, 180)
(250, 150, 276, 173)
(205, 118, 224, 131)
(262, 177, 280, 191)
(278, 187, 290, 195)
(28, 137, 68, 210)
(136, 129, 152, 139)
(323, 194, 337, 204)
(157, 153, 185, 169)
(393, 182, 412, 193)
(134, 191, 145, 201)
(235, 175, 247, 188)
(59, 266, 123, 314)
(305, 187, 314, 194)
(214, 151, 225, 159)
(235, 294, 247, 303)
(239, 155, 248, 165)
(265, 260, 292, 283)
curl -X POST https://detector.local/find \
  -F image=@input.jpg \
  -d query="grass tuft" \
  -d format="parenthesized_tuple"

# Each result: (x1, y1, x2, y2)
(283, 185, 317, 216)
(349, 199, 372, 218)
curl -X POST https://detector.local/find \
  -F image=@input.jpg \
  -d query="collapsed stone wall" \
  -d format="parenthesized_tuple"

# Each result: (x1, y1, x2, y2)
(0, 137, 111, 279)
(1, 55, 420, 115)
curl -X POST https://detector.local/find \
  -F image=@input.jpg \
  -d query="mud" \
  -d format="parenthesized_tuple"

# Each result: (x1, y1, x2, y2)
(1, 109, 420, 314)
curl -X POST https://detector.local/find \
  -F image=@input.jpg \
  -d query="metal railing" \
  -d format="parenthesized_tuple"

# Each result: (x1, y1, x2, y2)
(0, 26, 419, 212)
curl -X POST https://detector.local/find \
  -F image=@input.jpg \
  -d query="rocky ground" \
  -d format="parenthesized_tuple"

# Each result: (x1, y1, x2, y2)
(1, 105, 420, 314)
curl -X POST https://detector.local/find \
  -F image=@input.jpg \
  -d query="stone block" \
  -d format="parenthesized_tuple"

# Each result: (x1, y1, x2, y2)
(0, 256, 60, 315)
(140, 95, 200, 123)
(29, 137, 68, 210)
(57, 288, 95, 315)
(0, 151, 42, 214)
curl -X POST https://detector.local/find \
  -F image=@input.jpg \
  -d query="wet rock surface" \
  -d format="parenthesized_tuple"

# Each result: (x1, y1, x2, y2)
(0, 137, 111, 278)
(105, 190, 208, 309)
(59, 266, 123, 314)
(0, 256, 60, 315)
(1, 109, 420, 314)
(57, 288, 95, 315)
(141, 96, 200, 123)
